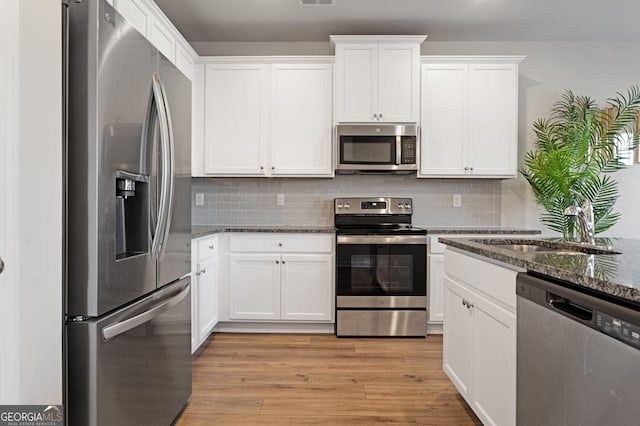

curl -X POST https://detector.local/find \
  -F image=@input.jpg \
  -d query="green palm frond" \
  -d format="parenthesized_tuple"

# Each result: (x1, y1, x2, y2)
(520, 86, 640, 236)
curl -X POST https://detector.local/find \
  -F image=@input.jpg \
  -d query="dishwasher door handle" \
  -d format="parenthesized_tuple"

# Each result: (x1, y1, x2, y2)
(547, 293, 593, 321)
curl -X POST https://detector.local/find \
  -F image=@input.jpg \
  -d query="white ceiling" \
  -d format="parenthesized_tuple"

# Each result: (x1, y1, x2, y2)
(153, 0, 640, 43)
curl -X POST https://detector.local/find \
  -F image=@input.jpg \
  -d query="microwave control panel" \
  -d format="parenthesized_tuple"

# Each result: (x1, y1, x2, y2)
(401, 137, 417, 164)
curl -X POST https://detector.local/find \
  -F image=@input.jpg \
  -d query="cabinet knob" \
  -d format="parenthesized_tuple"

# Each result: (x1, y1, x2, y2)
(464, 166, 469, 171)
(209, 245, 214, 250)
(278, 243, 282, 247)
(0, 256, 4, 274)
(282, 260, 286, 264)
(379, 113, 383, 118)
(201, 268, 206, 274)
(373, 113, 378, 118)
(470, 167, 474, 172)
(260, 166, 264, 171)
(276, 260, 280, 264)
(271, 166, 275, 170)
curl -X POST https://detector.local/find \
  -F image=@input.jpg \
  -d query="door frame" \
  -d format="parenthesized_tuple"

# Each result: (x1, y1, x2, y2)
(0, 0, 21, 403)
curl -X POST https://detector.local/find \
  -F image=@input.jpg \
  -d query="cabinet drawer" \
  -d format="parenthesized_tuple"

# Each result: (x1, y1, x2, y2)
(229, 233, 333, 253)
(196, 235, 218, 262)
(444, 249, 519, 310)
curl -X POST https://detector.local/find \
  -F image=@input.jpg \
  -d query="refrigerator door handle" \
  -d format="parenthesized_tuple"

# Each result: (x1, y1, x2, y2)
(157, 76, 175, 261)
(150, 72, 171, 262)
(101, 282, 189, 341)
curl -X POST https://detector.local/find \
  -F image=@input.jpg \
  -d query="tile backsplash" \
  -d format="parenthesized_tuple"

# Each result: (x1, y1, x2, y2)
(192, 175, 501, 227)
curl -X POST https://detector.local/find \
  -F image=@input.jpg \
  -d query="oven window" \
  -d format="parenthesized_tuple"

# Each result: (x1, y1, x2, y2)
(350, 254, 413, 293)
(337, 244, 426, 297)
(340, 136, 395, 164)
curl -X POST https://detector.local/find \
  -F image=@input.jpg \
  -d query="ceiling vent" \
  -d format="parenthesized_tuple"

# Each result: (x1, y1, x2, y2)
(299, 0, 335, 6)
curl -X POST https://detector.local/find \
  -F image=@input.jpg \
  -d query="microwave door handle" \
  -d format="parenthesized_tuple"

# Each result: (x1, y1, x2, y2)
(396, 136, 402, 165)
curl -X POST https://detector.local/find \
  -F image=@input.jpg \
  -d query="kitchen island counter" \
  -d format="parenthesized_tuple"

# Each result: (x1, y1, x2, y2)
(422, 227, 541, 235)
(439, 237, 640, 305)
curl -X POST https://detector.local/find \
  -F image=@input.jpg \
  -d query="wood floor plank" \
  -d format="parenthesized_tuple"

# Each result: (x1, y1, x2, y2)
(176, 333, 481, 425)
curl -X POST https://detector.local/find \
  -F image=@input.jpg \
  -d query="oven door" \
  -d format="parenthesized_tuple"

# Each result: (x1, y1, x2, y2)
(336, 235, 427, 308)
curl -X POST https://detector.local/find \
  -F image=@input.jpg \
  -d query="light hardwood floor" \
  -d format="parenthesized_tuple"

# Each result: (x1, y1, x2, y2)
(175, 333, 481, 425)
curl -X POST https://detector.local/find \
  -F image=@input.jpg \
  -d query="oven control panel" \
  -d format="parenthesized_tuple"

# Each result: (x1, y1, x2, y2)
(334, 197, 413, 214)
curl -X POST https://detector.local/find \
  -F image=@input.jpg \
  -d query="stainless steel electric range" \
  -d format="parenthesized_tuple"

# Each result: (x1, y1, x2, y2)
(334, 197, 428, 337)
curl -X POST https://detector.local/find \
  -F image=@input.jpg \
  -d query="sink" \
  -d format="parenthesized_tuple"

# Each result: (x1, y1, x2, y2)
(494, 244, 555, 253)
(475, 239, 621, 255)
(493, 244, 590, 256)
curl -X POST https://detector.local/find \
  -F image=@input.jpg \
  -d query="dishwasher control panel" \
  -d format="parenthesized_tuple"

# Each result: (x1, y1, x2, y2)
(596, 311, 640, 350)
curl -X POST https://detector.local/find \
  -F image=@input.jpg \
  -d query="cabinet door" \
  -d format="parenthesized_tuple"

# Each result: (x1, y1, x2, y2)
(270, 64, 333, 176)
(229, 254, 281, 320)
(443, 276, 474, 399)
(113, 0, 150, 37)
(280, 254, 333, 321)
(467, 64, 518, 177)
(427, 254, 445, 322)
(204, 64, 269, 175)
(197, 256, 218, 340)
(471, 291, 516, 426)
(335, 43, 377, 122)
(377, 43, 419, 122)
(420, 64, 467, 176)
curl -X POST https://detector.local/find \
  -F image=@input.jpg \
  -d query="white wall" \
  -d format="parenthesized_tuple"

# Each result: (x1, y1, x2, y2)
(0, 0, 63, 404)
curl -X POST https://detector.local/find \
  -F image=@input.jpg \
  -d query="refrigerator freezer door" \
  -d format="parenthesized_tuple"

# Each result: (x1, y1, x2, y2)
(157, 54, 192, 287)
(67, 0, 158, 316)
(66, 277, 192, 426)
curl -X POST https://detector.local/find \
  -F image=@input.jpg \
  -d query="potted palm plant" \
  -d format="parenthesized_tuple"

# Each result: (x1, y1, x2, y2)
(520, 86, 640, 238)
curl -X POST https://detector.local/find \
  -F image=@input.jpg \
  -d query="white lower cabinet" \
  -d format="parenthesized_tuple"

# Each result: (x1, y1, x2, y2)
(226, 233, 334, 323)
(427, 253, 445, 323)
(229, 254, 281, 320)
(191, 234, 219, 353)
(429, 233, 538, 332)
(280, 254, 333, 321)
(443, 248, 521, 426)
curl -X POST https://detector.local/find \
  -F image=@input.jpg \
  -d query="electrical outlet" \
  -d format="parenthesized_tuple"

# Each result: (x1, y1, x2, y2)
(453, 194, 462, 208)
(195, 193, 204, 206)
(276, 193, 285, 207)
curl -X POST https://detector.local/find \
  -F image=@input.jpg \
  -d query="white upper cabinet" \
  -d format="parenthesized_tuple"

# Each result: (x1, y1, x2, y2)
(419, 56, 524, 178)
(270, 64, 333, 176)
(332, 36, 425, 123)
(199, 58, 334, 178)
(204, 63, 269, 176)
(112, 0, 150, 36)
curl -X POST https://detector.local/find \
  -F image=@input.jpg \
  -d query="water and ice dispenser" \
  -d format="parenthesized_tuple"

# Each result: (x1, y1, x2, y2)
(115, 171, 149, 259)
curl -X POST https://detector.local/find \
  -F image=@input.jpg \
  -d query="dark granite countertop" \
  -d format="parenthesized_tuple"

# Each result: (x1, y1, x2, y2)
(422, 227, 541, 235)
(192, 225, 335, 238)
(439, 236, 640, 305)
(192, 225, 541, 239)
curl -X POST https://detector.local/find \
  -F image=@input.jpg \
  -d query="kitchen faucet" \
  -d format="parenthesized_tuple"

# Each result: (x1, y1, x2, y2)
(563, 190, 595, 245)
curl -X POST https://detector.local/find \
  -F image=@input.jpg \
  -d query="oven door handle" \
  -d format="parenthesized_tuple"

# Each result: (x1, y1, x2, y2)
(337, 235, 426, 245)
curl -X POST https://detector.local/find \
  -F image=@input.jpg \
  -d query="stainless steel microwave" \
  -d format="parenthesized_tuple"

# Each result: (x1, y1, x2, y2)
(336, 124, 418, 173)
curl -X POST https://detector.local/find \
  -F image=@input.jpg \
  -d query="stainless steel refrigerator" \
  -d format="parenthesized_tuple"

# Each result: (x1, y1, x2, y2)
(63, 0, 192, 424)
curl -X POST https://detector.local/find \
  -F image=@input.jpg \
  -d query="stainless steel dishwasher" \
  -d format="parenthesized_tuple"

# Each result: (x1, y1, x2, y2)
(516, 272, 640, 426)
